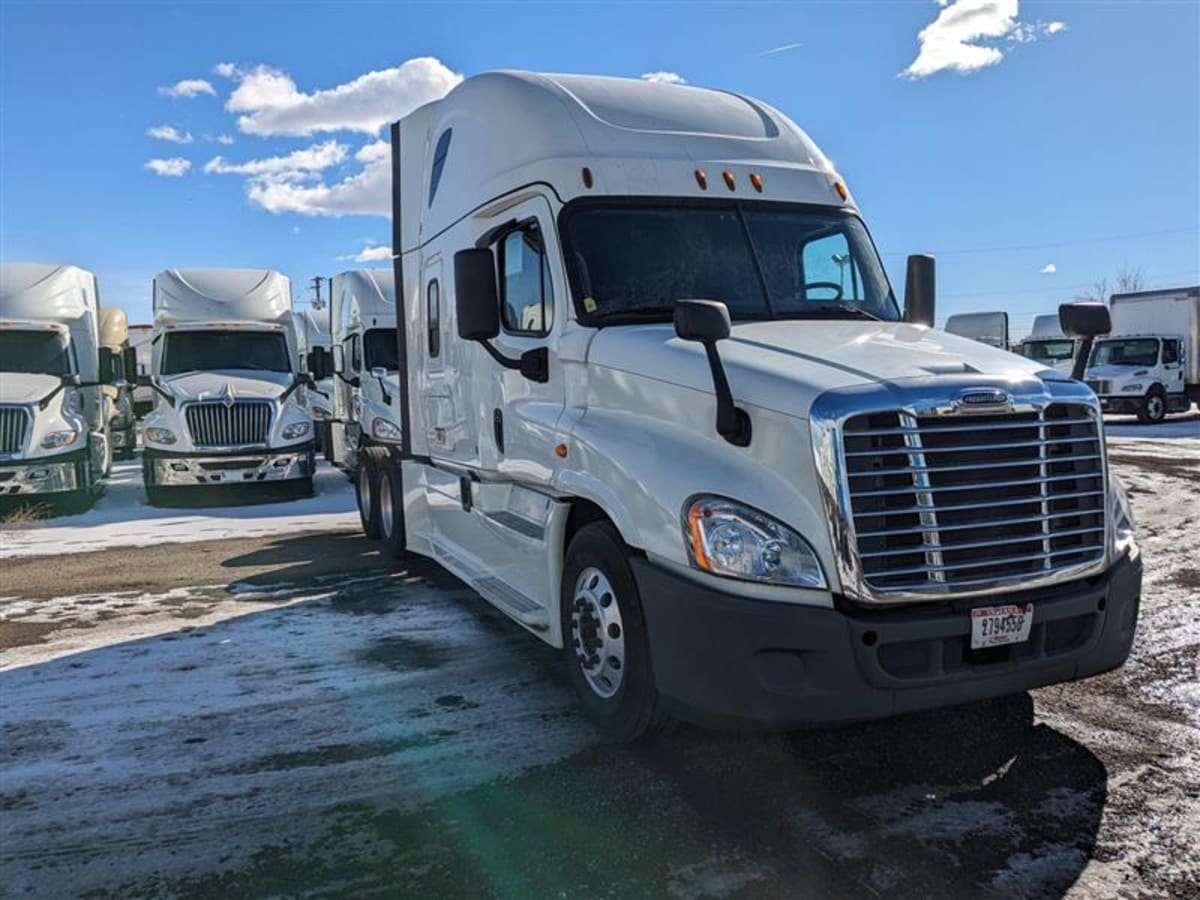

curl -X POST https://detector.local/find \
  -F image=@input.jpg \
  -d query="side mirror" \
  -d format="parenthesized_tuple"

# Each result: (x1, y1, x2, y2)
(370, 366, 387, 380)
(99, 347, 117, 385)
(308, 346, 332, 380)
(674, 300, 750, 447)
(123, 347, 138, 381)
(454, 248, 500, 341)
(1059, 302, 1112, 382)
(904, 254, 936, 327)
(331, 344, 345, 375)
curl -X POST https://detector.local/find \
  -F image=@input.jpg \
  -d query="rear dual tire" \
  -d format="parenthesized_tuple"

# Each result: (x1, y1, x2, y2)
(357, 447, 406, 556)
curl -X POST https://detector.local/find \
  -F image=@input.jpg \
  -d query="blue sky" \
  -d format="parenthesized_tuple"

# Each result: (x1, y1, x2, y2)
(2, 0, 1197, 334)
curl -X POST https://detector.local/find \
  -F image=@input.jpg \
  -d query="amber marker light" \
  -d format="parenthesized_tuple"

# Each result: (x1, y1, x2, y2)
(722, 170, 736, 191)
(581, 167, 594, 189)
(834, 181, 848, 200)
(749, 172, 764, 193)
(555, 443, 568, 458)
(686, 503, 712, 572)
(694, 168, 708, 189)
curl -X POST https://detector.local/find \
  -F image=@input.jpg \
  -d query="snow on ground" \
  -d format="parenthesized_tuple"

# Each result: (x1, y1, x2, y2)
(0, 457, 358, 559)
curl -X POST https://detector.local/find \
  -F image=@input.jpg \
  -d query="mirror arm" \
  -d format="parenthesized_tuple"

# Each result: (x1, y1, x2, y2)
(1071, 336, 1095, 382)
(477, 340, 548, 384)
(700, 341, 752, 447)
(474, 218, 519, 249)
(374, 375, 392, 406)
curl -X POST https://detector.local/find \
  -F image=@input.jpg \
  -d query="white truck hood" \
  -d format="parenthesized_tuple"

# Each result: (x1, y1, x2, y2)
(0, 372, 63, 404)
(159, 370, 293, 403)
(1085, 363, 1146, 379)
(587, 320, 1049, 418)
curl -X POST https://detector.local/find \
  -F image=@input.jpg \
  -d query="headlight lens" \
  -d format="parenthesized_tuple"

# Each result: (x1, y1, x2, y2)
(1121, 384, 1143, 393)
(684, 496, 826, 588)
(282, 421, 311, 440)
(144, 427, 176, 445)
(371, 417, 402, 442)
(41, 429, 80, 449)
(310, 406, 330, 420)
(1110, 479, 1138, 558)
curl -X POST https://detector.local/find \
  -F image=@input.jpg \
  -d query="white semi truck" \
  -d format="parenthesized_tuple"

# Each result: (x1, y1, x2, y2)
(1021, 313, 1080, 376)
(127, 323, 155, 418)
(944, 311, 1010, 350)
(366, 72, 1139, 739)
(1084, 286, 1200, 423)
(0, 263, 117, 510)
(139, 268, 317, 504)
(294, 308, 335, 456)
(98, 307, 137, 458)
(325, 269, 404, 540)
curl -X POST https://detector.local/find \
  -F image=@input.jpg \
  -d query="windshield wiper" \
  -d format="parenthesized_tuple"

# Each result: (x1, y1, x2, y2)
(593, 309, 676, 324)
(789, 305, 884, 322)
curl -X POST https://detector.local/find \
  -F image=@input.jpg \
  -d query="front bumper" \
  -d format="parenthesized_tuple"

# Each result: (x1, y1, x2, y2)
(111, 425, 136, 451)
(143, 442, 315, 487)
(0, 449, 83, 496)
(1098, 396, 1141, 414)
(634, 552, 1142, 729)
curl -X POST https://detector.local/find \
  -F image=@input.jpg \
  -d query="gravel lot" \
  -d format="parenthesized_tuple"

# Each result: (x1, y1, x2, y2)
(1, 430, 1197, 899)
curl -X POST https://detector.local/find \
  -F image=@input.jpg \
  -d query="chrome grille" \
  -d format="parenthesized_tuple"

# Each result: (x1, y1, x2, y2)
(841, 403, 1105, 594)
(185, 401, 273, 448)
(0, 406, 31, 454)
(1086, 379, 1110, 395)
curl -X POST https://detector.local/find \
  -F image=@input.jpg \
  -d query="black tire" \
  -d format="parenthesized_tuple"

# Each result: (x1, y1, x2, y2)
(357, 446, 387, 539)
(1137, 387, 1167, 424)
(58, 456, 95, 514)
(145, 485, 171, 507)
(561, 521, 659, 742)
(376, 459, 407, 558)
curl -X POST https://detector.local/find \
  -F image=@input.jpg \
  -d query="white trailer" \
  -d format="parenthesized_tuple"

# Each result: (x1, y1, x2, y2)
(1085, 286, 1200, 423)
(139, 268, 317, 504)
(1021, 313, 1080, 375)
(944, 311, 1010, 350)
(0, 263, 117, 510)
(365, 71, 1138, 739)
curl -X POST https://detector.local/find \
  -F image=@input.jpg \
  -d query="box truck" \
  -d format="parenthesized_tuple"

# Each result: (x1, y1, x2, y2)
(325, 269, 404, 538)
(127, 323, 155, 418)
(1084, 286, 1200, 423)
(139, 268, 317, 504)
(0, 263, 117, 510)
(1021, 313, 1080, 376)
(98, 307, 137, 459)
(367, 72, 1139, 738)
(944, 311, 1010, 350)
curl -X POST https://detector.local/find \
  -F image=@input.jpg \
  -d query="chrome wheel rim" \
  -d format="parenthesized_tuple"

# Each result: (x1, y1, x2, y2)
(1148, 396, 1164, 420)
(358, 467, 372, 522)
(571, 566, 625, 699)
(379, 471, 394, 539)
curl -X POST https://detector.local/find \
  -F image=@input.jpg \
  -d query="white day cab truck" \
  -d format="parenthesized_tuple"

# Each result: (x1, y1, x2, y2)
(1021, 313, 1080, 376)
(321, 269, 405, 542)
(1084, 286, 1200, 424)
(139, 269, 319, 505)
(0, 263, 120, 511)
(98, 307, 138, 459)
(365, 72, 1140, 739)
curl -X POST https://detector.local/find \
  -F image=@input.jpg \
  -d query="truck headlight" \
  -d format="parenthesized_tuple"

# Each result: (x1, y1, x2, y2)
(683, 496, 826, 588)
(1121, 384, 1143, 393)
(1110, 479, 1137, 559)
(282, 421, 311, 440)
(371, 417, 402, 442)
(144, 427, 176, 445)
(41, 429, 80, 449)
(310, 406, 330, 421)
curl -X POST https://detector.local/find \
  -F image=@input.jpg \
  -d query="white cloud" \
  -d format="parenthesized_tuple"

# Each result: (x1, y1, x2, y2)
(216, 133, 235, 145)
(159, 78, 216, 99)
(203, 141, 347, 179)
(1041, 263, 1057, 274)
(902, 1, 1066, 79)
(758, 42, 804, 57)
(640, 71, 686, 85)
(226, 57, 461, 137)
(214, 61, 241, 79)
(147, 124, 193, 144)
(246, 155, 391, 216)
(355, 140, 391, 163)
(144, 157, 192, 177)
(338, 242, 393, 263)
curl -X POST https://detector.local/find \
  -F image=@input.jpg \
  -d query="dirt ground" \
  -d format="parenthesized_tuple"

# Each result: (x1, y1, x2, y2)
(1, 440, 1197, 899)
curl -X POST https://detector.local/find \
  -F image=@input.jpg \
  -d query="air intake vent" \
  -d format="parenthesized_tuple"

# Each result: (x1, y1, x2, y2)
(841, 403, 1105, 594)
(185, 401, 273, 448)
(0, 406, 31, 454)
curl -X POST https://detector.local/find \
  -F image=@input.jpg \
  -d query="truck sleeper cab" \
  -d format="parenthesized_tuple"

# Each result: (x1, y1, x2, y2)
(0, 263, 116, 511)
(374, 72, 1141, 739)
(140, 269, 316, 503)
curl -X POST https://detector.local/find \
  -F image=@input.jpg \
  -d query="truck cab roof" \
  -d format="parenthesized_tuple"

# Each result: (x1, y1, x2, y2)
(153, 268, 293, 326)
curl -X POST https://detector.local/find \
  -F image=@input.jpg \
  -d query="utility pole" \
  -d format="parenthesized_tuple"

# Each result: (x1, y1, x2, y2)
(309, 276, 325, 310)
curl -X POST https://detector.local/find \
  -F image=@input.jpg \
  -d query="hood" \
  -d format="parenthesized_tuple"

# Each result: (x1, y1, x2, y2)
(0, 372, 63, 404)
(587, 320, 1051, 419)
(1085, 363, 1146, 379)
(159, 369, 293, 403)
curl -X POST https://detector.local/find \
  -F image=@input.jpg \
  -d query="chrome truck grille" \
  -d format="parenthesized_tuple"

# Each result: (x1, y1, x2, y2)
(0, 406, 31, 454)
(184, 401, 273, 448)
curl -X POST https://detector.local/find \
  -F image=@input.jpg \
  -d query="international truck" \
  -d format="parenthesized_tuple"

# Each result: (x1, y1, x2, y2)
(370, 71, 1140, 739)
(1021, 313, 1080, 376)
(128, 323, 155, 418)
(325, 269, 403, 541)
(0, 263, 118, 510)
(944, 310, 1010, 350)
(1084, 286, 1200, 423)
(139, 268, 317, 504)
(98, 307, 137, 459)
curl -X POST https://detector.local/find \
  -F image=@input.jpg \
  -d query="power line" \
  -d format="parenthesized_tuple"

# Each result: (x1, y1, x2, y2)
(882, 225, 1199, 258)
(940, 269, 1199, 301)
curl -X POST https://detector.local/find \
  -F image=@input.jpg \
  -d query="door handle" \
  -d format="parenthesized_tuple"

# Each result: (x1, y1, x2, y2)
(493, 408, 504, 454)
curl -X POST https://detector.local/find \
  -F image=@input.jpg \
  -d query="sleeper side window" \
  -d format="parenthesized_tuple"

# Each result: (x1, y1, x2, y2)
(500, 223, 553, 336)
(427, 280, 440, 358)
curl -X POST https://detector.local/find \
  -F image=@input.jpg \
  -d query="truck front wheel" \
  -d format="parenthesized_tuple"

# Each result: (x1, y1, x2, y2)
(561, 522, 659, 741)
(1138, 387, 1167, 424)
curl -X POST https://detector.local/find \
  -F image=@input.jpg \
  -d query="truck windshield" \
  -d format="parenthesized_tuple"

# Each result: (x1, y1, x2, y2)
(1090, 338, 1159, 368)
(363, 328, 399, 371)
(0, 330, 75, 376)
(1023, 339, 1075, 363)
(560, 201, 900, 325)
(161, 330, 291, 375)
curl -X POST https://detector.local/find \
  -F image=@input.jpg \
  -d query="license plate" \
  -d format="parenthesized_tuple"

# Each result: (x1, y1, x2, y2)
(970, 604, 1033, 649)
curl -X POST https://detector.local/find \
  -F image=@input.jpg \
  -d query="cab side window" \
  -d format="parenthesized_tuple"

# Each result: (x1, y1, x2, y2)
(349, 335, 361, 372)
(500, 223, 553, 336)
(1162, 339, 1179, 365)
